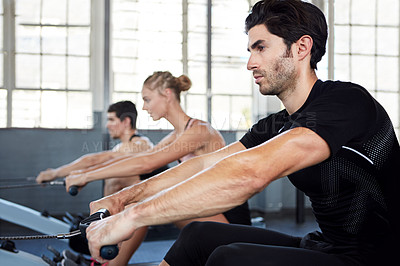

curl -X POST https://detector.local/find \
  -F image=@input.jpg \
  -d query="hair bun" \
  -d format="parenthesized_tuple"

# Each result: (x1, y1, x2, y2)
(177, 75, 192, 92)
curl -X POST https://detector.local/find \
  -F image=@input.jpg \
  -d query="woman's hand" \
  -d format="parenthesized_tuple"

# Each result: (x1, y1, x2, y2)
(65, 172, 88, 193)
(36, 168, 57, 183)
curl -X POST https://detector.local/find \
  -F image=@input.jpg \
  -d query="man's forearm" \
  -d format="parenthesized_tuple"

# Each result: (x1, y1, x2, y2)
(125, 154, 257, 228)
(111, 142, 246, 206)
(109, 155, 208, 207)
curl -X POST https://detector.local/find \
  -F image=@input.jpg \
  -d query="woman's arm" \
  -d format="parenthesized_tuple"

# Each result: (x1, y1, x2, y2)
(65, 123, 219, 190)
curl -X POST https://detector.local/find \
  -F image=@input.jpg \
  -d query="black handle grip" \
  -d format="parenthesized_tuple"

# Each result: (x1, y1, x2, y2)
(69, 185, 78, 196)
(100, 245, 119, 260)
(79, 209, 119, 260)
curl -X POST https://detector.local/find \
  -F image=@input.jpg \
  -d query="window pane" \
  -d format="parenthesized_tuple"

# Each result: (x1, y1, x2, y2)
(113, 58, 136, 75)
(16, 0, 41, 24)
(377, 0, 399, 26)
(112, 92, 141, 106)
(41, 91, 67, 128)
(230, 96, 252, 130)
(187, 62, 207, 94)
(68, 27, 90, 56)
(188, 32, 207, 62)
(212, 0, 250, 96)
(68, 56, 90, 90)
(16, 54, 40, 88)
(351, 55, 375, 90)
(15, 25, 41, 54)
(377, 27, 399, 56)
(186, 94, 207, 121)
(114, 73, 136, 92)
(0, 90, 6, 128)
(351, 26, 375, 55)
(351, 0, 376, 25)
(42, 55, 66, 89)
(316, 54, 328, 81)
(377, 57, 398, 92)
(12, 90, 41, 127)
(377, 92, 399, 128)
(334, 25, 349, 54)
(333, 54, 350, 81)
(42, 0, 66, 24)
(68, 0, 90, 25)
(42, 26, 67, 55)
(212, 65, 251, 95)
(334, 0, 350, 24)
(212, 95, 230, 130)
(67, 92, 92, 129)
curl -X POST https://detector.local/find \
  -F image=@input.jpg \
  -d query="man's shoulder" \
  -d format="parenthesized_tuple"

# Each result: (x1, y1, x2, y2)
(115, 135, 153, 153)
(318, 79, 369, 96)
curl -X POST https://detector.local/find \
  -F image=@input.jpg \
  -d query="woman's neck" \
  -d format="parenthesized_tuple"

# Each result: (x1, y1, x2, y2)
(164, 102, 191, 133)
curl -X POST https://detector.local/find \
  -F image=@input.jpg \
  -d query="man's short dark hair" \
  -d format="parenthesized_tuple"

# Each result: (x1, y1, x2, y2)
(107, 101, 138, 129)
(245, 0, 328, 69)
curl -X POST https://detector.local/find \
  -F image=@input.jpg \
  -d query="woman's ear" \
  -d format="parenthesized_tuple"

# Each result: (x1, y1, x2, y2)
(164, 88, 173, 101)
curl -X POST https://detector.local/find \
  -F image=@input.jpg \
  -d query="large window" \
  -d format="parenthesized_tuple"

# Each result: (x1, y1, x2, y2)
(1, 0, 399, 137)
(1, 0, 92, 128)
(333, 0, 399, 136)
(111, 0, 252, 131)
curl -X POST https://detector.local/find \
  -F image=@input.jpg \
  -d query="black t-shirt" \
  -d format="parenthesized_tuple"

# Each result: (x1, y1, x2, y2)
(240, 80, 400, 264)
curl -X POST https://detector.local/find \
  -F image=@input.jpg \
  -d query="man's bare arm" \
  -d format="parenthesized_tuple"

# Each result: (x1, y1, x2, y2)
(89, 141, 246, 214)
(36, 151, 119, 183)
(87, 127, 330, 262)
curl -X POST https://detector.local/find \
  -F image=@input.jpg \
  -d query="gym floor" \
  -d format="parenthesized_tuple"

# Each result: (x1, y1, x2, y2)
(0, 211, 319, 265)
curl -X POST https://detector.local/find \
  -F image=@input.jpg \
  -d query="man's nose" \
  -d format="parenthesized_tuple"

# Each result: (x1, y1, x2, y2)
(247, 53, 258, 70)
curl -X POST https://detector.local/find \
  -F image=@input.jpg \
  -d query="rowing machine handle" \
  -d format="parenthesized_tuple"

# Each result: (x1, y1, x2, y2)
(79, 209, 119, 260)
(69, 185, 78, 196)
(61, 179, 78, 196)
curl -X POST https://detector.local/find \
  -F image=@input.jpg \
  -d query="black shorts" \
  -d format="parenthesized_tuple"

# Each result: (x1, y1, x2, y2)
(164, 222, 350, 266)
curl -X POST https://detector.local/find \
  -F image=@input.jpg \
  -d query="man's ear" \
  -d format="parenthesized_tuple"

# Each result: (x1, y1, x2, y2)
(296, 35, 313, 62)
(122, 116, 131, 127)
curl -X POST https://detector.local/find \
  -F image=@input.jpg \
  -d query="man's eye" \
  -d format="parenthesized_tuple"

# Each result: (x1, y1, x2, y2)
(258, 45, 265, 52)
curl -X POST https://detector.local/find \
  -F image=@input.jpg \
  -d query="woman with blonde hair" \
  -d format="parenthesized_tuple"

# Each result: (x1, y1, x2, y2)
(66, 71, 251, 266)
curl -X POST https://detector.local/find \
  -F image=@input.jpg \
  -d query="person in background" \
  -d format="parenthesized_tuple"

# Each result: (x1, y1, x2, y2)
(85, 1, 399, 265)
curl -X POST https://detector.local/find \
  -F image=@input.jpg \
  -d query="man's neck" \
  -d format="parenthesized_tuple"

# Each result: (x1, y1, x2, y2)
(280, 71, 318, 115)
(120, 129, 138, 143)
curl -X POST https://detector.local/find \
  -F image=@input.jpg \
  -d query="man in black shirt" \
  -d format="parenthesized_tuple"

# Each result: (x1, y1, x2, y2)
(86, 1, 399, 265)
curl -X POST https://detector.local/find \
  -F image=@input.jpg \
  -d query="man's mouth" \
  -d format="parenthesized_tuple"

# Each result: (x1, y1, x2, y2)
(254, 75, 263, 84)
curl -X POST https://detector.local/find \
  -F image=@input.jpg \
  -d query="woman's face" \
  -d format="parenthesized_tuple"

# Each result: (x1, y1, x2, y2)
(141, 86, 168, 121)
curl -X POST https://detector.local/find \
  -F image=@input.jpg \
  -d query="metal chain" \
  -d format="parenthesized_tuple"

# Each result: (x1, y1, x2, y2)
(0, 234, 58, 240)
(0, 177, 36, 182)
(0, 230, 81, 241)
(0, 181, 64, 190)
(0, 183, 44, 189)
